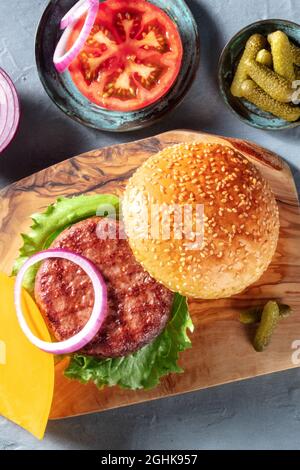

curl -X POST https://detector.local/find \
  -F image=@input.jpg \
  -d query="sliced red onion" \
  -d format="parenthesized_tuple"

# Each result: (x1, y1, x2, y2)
(60, 0, 91, 30)
(0, 68, 20, 154)
(14, 249, 107, 355)
(53, 0, 99, 73)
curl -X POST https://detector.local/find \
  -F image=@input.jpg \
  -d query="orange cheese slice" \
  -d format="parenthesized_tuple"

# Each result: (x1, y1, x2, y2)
(0, 273, 54, 439)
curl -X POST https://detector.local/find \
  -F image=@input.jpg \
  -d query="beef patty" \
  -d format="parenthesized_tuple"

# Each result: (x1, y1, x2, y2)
(34, 217, 173, 358)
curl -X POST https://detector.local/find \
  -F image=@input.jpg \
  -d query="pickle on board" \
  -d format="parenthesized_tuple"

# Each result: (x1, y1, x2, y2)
(253, 301, 280, 352)
(241, 79, 300, 122)
(256, 49, 273, 68)
(268, 31, 295, 81)
(231, 34, 266, 97)
(291, 43, 300, 67)
(245, 60, 294, 102)
(239, 303, 292, 324)
(239, 306, 263, 324)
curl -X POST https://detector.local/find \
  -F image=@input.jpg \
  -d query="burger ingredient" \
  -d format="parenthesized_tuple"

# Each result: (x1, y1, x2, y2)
(67, 0, 183, 111)
(245, 59, 293, 102)
(231, 34, 266, 97)
(0, 68, 20, 154)
(35, 219, 173, 358)
(123, 142, 280, 300)
(66, 293, 193, 390)
(54, 0, 99, 73)
(230, 30, 300, 123)
(256, 49, 273, 68)
(0, 273, 54, 440)
(12, 194, 119, 292)
(240, 79, 300, 122)
(268, 31, 295, 81)
(253, 301, 280, 352)
(239, 302, 292, 324)
(14, 249, 108, 355)
(60, 0, 93, 30)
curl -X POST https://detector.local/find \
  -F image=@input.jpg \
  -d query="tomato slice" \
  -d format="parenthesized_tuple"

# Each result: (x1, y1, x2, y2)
(67, 0, 183, 111)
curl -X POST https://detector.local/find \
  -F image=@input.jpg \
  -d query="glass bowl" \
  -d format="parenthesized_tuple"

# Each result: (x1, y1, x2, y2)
(218, 19, 300, 130)
(35, 0, 199, 132)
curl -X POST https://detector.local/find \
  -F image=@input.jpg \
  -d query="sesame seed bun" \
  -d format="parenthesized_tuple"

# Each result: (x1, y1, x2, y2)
(122, 142, 280, 299)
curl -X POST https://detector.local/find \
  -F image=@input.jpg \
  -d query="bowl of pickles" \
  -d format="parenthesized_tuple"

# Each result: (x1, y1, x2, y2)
(218, 19, 300, 130)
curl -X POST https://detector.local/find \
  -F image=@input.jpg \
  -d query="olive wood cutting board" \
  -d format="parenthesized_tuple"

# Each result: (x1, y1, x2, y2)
(0, 130, 299, 420)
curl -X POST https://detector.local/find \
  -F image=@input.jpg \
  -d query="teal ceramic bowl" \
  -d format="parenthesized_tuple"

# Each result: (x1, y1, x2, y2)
(35, 0, 199, 132)
(218, 19, 300, 130)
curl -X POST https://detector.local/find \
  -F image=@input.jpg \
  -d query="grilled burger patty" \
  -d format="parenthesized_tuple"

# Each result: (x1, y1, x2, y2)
(34, 217, 173, 358)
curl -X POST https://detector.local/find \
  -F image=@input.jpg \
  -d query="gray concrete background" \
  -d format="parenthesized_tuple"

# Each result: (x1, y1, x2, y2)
(0, 0, 300, 450)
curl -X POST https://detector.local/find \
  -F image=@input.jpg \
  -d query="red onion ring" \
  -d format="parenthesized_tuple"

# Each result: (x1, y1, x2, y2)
(0, 69, 20, 154)
(14, 249, 108, 355)
(60, 0, 91, 30)
(53, 0, 99, 73)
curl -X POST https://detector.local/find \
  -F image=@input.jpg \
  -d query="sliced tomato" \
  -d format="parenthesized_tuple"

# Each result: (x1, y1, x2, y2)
(67, 0, 183, 111)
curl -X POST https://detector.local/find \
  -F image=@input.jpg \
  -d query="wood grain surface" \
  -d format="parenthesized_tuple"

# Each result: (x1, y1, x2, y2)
(0, 130, 299, 420)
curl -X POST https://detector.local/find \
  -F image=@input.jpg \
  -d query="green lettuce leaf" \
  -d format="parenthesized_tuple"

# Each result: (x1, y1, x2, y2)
(65, 293, 193, 390)
(12, 194, 119, 292)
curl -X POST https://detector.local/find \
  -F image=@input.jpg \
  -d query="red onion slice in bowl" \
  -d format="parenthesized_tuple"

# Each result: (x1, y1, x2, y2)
(60, 0, 91, 30)
(53, 0, 99, 73)
(0, 68, 20, 154)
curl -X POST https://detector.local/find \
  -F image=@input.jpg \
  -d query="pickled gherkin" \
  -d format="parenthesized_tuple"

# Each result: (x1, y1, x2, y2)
(241, 80, 300, 121)
(256, 49, 273, 68)
(239, 306, 263, 325)
(230, 30, 300, 124)
(231, 34, 266, 97)
(291, 43, 300, 67)
(253, 301, 280, 352)
(268, 31, 295, 81)
(245, 60, 294, 102)
(239, 303, 292, 325)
